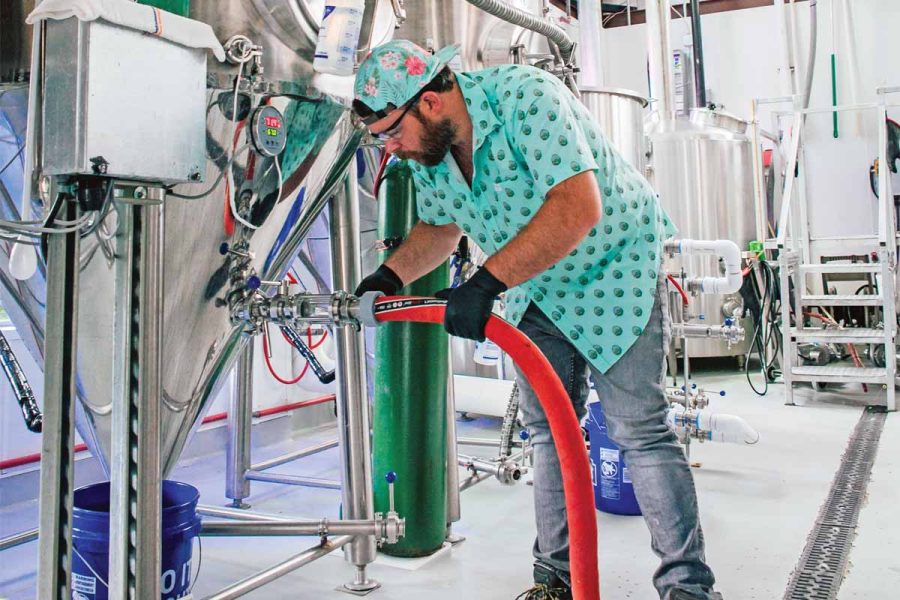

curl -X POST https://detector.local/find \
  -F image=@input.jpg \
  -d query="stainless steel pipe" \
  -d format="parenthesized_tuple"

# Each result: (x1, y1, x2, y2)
(196, 505, 294, 522)
(225, 343, 253, 507)
(330, 160, 378, 584)
(250, 439, 339, 472)
(201, 519, 390, 538)
(445, 354, 461, 526)
(457, 437, 524, 448)
(244, 470, 342, 490)
(458, 454, 523, 485)
(459, 471, 492, 492)
(203, 535, 354, 600)
(0, 528, 38, 551)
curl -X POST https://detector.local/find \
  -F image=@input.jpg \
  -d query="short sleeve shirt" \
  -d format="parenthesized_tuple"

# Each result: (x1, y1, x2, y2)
(411, 65, 677, 373)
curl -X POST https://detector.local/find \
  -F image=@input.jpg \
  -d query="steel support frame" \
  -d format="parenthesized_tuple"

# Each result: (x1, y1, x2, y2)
(108, 191, 165, 598)
(773, 90, 900, 408)
(225, 342, 254, 508)
(877, 88, 898, 411)
(330, 159, 379, 592)
(203, 535, 354, 600)
(244, 470, 342, 489)
(223, 340, 341, 503)
(36, 197, 79, 598)
(445, 352, 461, 534)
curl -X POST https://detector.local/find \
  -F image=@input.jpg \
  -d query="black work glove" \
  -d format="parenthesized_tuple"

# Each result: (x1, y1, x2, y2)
(355, 264, 403, 297)
(434, 267, 507, 342)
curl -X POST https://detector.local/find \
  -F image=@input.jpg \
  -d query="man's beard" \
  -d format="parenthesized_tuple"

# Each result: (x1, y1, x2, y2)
(398, 115, 456, 167)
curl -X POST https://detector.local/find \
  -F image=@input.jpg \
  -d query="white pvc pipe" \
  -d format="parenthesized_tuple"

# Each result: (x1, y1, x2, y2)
(668, 405, 760, 445)
(670, 239, 743, 295)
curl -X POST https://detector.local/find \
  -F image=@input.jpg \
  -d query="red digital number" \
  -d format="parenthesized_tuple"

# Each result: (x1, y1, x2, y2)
(264, 116, 282, 129)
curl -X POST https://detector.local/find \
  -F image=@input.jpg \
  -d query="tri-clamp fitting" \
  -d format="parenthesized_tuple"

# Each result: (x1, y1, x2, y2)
(671, 319, 745, 347)
(373, 511, 405, 546)
(230, 288, 363, 332)
(459, 454, 524, 486)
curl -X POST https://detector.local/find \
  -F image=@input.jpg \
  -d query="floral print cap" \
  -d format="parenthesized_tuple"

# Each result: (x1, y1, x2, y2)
(354, 40, 461, 122)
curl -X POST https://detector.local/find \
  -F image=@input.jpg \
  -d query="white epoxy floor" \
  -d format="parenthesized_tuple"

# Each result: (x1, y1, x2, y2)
(2, 365, 900, 599)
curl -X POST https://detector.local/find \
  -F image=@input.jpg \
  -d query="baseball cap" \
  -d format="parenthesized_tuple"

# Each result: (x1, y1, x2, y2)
(353, 40, 461, 125)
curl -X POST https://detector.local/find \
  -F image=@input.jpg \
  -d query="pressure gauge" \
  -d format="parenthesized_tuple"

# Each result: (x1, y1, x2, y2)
(251, 105, 287, 157)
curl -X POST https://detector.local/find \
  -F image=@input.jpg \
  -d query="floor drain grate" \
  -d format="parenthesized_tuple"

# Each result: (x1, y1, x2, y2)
(783, 405, 887, 600)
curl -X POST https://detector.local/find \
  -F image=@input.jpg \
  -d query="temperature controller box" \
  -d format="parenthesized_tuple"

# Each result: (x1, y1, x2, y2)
(41, 18, 207, 184)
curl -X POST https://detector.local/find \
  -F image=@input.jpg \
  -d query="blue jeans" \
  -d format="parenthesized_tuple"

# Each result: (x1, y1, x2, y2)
(514, 275, 718, 600)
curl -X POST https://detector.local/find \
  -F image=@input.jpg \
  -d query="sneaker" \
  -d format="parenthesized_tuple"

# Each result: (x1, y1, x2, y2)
(515, 564, 572, 600)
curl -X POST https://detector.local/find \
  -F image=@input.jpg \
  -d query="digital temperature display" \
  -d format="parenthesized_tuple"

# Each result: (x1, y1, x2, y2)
(252, 106, 287, 157)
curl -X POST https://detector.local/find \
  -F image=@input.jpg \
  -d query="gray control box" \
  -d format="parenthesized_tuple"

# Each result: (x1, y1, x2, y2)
(42, 18, 207, 184)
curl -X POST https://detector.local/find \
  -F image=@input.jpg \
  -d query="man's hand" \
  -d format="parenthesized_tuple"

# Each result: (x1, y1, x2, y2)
(434, 267, 507, 341)
(355, 264, 403, 297)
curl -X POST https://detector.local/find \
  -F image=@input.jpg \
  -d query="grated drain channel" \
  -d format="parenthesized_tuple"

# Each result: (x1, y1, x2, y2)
(783, 405, 887, 600)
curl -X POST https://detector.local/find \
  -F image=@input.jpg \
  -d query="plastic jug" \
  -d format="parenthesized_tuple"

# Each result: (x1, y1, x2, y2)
(313, 0, 365, 76)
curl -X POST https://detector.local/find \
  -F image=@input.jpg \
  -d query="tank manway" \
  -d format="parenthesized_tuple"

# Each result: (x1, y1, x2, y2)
(783, 406, 887, 600)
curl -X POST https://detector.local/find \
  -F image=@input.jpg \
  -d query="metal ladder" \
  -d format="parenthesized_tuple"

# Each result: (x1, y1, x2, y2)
(773, 87, 899, 410)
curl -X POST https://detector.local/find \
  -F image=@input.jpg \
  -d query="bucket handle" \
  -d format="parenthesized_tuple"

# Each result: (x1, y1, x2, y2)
(188, 535, 203, 594)
(70, 535, 203, 595)
(71, 545, 109, 590)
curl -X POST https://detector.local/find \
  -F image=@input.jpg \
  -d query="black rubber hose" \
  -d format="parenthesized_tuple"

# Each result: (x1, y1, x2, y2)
(0, 328, 41, 432)
(280, 325, 335, 384)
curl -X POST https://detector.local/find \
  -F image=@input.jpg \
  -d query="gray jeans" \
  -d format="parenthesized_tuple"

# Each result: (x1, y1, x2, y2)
(514, 275, 718, 600)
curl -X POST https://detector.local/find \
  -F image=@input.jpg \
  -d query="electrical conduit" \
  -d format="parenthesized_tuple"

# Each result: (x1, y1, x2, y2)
(464, 0, 576, 64)
(364, 296, 600, 600)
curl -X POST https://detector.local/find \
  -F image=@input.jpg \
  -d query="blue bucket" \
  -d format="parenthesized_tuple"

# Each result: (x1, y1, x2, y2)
(71, 480, 202, 600)
(587, 402, 641, 516)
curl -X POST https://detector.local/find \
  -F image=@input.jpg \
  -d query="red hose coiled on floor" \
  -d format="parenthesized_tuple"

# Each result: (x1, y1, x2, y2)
(371, 296, 600, 600)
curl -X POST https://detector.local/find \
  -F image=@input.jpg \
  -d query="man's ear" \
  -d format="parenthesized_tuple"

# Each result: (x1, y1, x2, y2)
(418, 91, 443, 117)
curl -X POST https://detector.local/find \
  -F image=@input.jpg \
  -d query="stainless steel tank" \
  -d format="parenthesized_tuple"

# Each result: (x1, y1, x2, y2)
(647, 108, 756, 358)
(394, 0, 552, 71)
(0, 0, 396, 475)
(0, 1, 35, 83)
(579, 88, 648, 171)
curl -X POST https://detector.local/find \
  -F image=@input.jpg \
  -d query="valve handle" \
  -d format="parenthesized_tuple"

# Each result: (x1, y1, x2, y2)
(719, 390, 727, 397)
(219, 242, 230, 256)
(385, 471, 397, 513)
(519, 429, 530, 441)
(246, 275, 261, 291)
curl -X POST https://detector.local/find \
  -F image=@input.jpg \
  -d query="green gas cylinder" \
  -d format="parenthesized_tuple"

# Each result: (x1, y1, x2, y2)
(372, 160, 450, 557)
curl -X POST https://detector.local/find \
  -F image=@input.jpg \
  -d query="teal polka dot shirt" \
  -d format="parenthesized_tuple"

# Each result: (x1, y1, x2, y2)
(411, 65, 677, 373)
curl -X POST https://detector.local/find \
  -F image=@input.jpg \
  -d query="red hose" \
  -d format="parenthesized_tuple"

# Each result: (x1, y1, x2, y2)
(263, 330, 310, 384)
(372, 150, 390, 199)
(308, 327, 328, 350)
(372, 297, 600, 600)
(666, 274, 689, 307)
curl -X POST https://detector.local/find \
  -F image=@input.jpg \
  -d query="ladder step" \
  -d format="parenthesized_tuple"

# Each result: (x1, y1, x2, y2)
(801, 294, 883, 307)
(791, 327, 888, 343)
(799, 263, 882, 274)
(791, 365, 888, 384)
